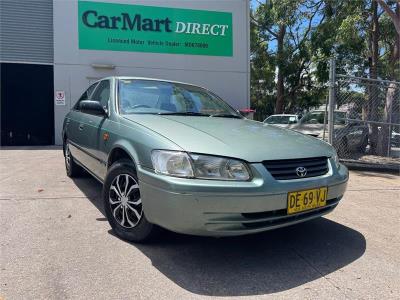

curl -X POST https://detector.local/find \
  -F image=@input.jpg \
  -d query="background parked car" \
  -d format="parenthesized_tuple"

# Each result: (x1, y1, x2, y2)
(291, 110, 369, 156)
(390, 126, 400, 148)
(263, 114, 300, 128)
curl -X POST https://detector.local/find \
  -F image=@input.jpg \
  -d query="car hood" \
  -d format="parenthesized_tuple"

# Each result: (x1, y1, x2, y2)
(265, 123, 291, 128)
(291, 124, 325, 135)
(124, 115, 335, 162)
(292, 124, 346, 137)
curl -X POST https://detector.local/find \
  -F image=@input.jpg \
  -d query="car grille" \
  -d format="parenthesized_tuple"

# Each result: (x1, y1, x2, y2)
(263, 157, 329, 180)
(242, 198, 338, 220)
(204, 197, 341, 233)
(241, 200, 338, 229)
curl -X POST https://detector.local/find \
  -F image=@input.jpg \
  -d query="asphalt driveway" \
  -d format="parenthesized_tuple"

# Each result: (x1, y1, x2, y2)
(1, 147, 399, 299)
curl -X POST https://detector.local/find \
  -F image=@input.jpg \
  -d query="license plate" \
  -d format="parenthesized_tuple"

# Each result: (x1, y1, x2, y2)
(287, 187, 328, 215)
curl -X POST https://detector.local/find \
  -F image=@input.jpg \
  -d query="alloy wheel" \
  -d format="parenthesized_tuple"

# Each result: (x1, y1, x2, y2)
(109, 174, 142, 228)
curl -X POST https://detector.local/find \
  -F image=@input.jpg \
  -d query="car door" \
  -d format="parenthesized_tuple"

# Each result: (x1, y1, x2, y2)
(347, 121, 367, 151)
(66, 82, 99, 165)
(344, 122, 356, 150)
(78, 79, 111, 180)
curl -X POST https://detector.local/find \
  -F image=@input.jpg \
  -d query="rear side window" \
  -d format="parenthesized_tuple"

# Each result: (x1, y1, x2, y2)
(91, 80, 110, 108)
(79, 82, 98, 101)
(74, 82, 99, 110)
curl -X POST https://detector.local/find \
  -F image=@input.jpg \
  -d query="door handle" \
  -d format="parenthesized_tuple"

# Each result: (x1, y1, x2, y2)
(79, 124, 84, 131)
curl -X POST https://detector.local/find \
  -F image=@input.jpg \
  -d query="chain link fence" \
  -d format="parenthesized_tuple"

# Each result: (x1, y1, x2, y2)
(331, 74, 400, 169)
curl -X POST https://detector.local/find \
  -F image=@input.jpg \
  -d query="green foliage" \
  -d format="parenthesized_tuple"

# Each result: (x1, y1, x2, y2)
(250, 0, 399, 121)
(251, 0, 329, 119)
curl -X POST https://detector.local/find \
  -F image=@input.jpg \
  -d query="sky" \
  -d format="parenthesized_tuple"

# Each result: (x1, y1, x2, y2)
(250, 0, 260, 10)
(249, 0, 325, 52)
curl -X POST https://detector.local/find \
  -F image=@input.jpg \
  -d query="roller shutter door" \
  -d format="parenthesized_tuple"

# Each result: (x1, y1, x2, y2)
(0, 0, 53, 64)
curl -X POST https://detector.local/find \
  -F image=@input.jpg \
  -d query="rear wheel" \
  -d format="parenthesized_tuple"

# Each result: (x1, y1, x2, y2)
(103, 159, 160, 243)
(64, 141, 83, 178)
(358, 136, 368, 154)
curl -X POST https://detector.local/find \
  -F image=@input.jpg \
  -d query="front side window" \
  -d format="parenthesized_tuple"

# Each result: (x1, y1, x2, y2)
(334, 112, 346, 125)
(118, 79, 240, 117)
(300, 112, 325, 124)
(300, 111, 346, 125)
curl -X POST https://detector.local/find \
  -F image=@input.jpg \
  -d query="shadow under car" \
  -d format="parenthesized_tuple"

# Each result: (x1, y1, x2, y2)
(73, 174, 366, 296)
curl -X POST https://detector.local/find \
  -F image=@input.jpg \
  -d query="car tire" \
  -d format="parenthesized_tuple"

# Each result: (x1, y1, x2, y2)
(103, 159, 160, 243)
(359, 136, 368, 154)
(64, 141, 83, 178)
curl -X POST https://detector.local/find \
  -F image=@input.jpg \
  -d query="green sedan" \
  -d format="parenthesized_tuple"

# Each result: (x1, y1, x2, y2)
(63, 77, 349, 242)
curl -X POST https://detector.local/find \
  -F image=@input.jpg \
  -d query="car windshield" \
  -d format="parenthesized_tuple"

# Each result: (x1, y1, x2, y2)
(118, 79, 241, 117)
(264, 115, 297, 124)
(300, 111, 346, 125)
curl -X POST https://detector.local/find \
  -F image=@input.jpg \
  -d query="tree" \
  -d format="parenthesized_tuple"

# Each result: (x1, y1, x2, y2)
(251, 0, 326, 116)
(309, 0, 399, 155)
(375, 0, 400, 34)
(375, 0, 400, 155)
(369, 0, 380, 155)
(250, 0, 400, 143)
(250, 8, 276, 120)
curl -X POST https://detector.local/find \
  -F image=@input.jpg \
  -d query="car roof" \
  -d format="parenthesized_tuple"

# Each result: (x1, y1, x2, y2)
(309, 110, 345, 113)
(95, 76, 204, 89)
(267, 114, 298, 117)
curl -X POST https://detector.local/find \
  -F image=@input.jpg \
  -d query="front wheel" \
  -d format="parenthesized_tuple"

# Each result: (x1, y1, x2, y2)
(103, 159, 160, 243)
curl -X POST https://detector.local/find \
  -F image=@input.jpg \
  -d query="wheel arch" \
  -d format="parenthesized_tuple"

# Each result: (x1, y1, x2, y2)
(107, 142, 139, 169)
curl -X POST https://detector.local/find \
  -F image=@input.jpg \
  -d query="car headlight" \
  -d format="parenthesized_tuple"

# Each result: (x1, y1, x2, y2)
(151, 150, 194, 178)
(151, 150, 251, 181)
(332, 151, 340, 169)
(190, 154, 251, 181)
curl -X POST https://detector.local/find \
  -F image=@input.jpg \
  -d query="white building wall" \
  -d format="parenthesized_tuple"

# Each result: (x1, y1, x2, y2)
(53, 0, 250, 145)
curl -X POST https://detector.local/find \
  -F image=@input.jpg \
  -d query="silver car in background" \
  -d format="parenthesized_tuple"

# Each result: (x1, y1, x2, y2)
(263, 114, 300, 128)
(292, 110, 369, 156)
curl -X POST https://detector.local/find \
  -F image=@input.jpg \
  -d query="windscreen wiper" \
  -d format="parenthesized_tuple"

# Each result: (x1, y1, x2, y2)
(158, 112, 211, 116)
(211, 113, 242, 119)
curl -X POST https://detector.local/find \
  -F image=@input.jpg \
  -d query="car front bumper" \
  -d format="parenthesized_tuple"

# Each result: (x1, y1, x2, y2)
(138, 159, 349, 237)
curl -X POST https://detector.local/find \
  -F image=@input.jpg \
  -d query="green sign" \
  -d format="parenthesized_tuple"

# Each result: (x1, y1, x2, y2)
(78, 1, 233, 56)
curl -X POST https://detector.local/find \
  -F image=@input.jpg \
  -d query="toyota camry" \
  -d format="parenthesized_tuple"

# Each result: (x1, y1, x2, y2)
(63, 77, 349, 242)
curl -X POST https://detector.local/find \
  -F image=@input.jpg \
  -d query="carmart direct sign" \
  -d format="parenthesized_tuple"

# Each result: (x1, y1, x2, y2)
(78, 1, 233, 56)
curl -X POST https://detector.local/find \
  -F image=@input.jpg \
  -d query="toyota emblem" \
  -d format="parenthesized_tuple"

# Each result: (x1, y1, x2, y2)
(296, 166, 307, 177)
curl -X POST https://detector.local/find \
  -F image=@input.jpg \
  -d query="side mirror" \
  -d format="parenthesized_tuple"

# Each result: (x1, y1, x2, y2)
(80, 100, 106, 116)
